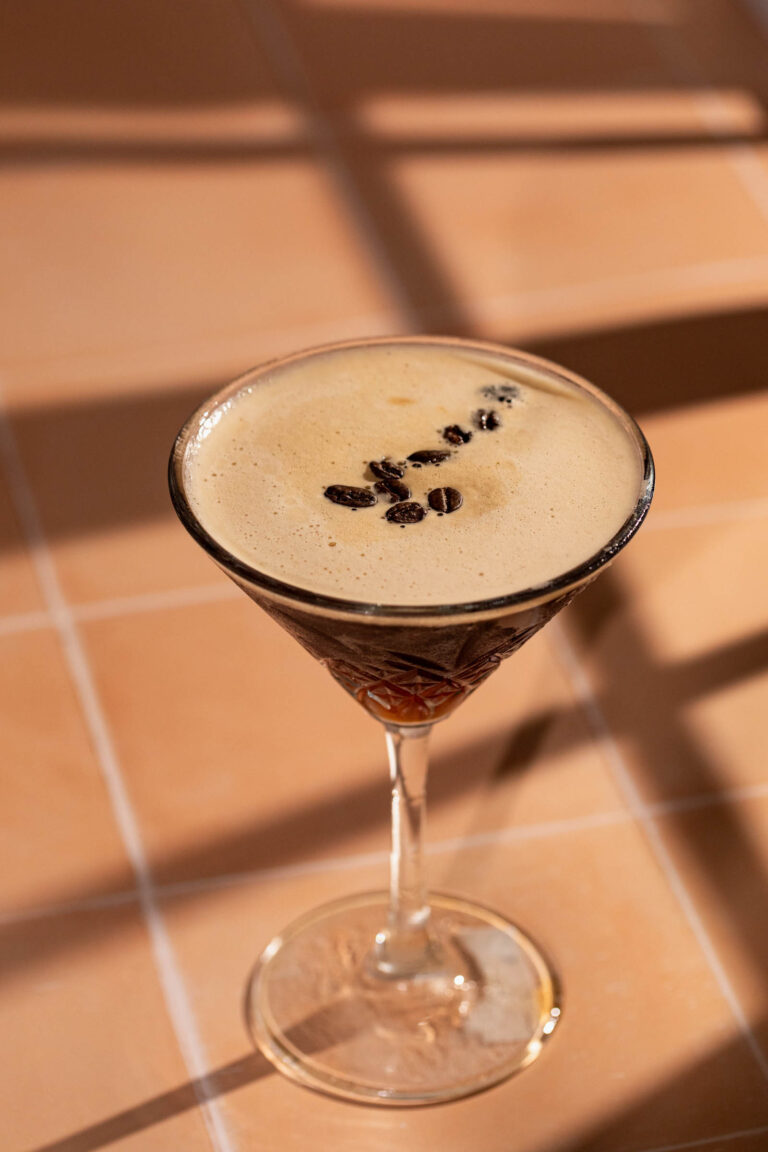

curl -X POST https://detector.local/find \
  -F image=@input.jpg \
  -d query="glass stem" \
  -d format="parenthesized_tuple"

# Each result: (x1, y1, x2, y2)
(375, 723, 435, 977)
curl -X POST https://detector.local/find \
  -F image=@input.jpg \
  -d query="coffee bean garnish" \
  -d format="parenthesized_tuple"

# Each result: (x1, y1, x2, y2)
(385, 501, 425, 524)
(369, 458, 405, 481)
(324, 485, 376, 508)
(428, 487, 463, 514)
(474, 408, 500, 431)
(442, 424, 472, 446)
(481, 383, 519, 406)
(375, 478, 411, 504)
(407, 449, 451, 466)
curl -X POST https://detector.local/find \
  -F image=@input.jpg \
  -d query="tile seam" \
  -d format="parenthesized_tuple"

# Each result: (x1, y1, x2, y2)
(0, 385, 235, 1152)
(470, 254, 768, 329)
(6, 785, 768, 928)
(549, 620, 768, 1083)
(631, 1121, 768, 1152)
(4, 249, 768, 391)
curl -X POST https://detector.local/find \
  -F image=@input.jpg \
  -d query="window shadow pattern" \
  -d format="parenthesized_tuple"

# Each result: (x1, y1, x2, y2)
(2, 0, 768, 1148)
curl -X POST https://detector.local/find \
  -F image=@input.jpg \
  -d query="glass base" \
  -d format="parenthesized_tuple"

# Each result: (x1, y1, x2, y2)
(245, 891, 561, 1106)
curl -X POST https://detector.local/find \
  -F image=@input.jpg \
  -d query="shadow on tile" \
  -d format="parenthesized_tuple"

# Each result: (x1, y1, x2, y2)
(2, 601, 767, 970)
(5, 378, 217, 559)
(0, 301, 766, 565)
(4, 0, 768, 337)
(3, 0, 765, 115)
(528, 305, 768, 417)
(564, 565, 768, 798)
(27, 1012, 768, 1152)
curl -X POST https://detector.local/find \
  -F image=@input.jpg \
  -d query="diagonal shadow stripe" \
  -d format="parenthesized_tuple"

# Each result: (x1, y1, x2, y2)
(2, 304, 767, 561)
(2, 615, 767, 984)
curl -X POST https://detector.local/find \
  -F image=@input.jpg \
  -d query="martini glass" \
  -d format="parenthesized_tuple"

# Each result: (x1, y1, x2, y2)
(169, 336, 654, 1106)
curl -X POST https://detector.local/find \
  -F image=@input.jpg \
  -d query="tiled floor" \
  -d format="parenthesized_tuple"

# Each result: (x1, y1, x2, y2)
(2, 0, 768, 1149)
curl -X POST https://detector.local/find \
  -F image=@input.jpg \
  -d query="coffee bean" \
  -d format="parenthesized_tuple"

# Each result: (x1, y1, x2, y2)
(385, 501, 425, 524)
(481, 383, 519, 406)
(369, 458, 405, 481)
(375, 478, 411, 503)
(324, 485, 376, 508)
(428, 487, 463, 514)
(407, 449, 451, 465)
(474, 408, 500, 431)
(442, 424, 472, 446)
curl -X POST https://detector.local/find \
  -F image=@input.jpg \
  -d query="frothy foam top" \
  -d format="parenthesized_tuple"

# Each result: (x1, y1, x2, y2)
(184, 342, 644, 606)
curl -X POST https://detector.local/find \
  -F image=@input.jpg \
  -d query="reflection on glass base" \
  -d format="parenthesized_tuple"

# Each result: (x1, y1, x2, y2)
(245, 891, 561, 1106)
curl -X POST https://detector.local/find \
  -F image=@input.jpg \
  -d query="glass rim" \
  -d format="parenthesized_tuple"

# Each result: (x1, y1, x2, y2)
(168, 334, 655, 622)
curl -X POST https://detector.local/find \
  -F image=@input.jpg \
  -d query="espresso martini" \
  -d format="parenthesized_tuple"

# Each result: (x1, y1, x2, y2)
(170, 337, 653, 1105)
(183, 341, 643, 609)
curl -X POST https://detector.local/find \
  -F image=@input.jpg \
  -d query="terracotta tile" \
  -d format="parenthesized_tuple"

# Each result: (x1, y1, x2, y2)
(0, 1, 398, 398)
(8, 384, 230, 604)
(284, 0, 674, 117)
(280, 0, 768, 339)
(1, 0, 283, 113)
(663, 0, 768, 110)
(81, 595, 627, 887)
(0, 468, 43, 617)
(0, 0, 400, 605)
(561, 516, 768, 803)
(160, 821, 768, 1150)
(668, 1138, 768, 1152)
(358, 85, 763, 148)
(0, 629, 134, 916)
(1, 905, 213, 1151)
(0, 159, 396, 400)
(640, 391, 768, 513)
(0, 0, 302, 148)
(382, 150, 768, 336)
(657, 795, 768, 1063)
(529, 306, 768, 503)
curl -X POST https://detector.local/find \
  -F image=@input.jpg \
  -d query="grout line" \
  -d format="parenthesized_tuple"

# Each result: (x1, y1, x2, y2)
(0, 391, 235, 1152)
(474, 254, 768, 330)
(0, 888, 141, 927)
(234, 0, 420, 329)
(7, 782, 768, 929)
(157, 808, 638, 902)
(0, 607, 52, 637)
(72, 581, 240, 622)
(696, 92, 768, 226)
(648, 780, 768, 819)
(646, 497, 768, 531)
(632, 1122, 768, 1152)
(549, 620, 768, 1083)
(1, 303, 401, 383)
